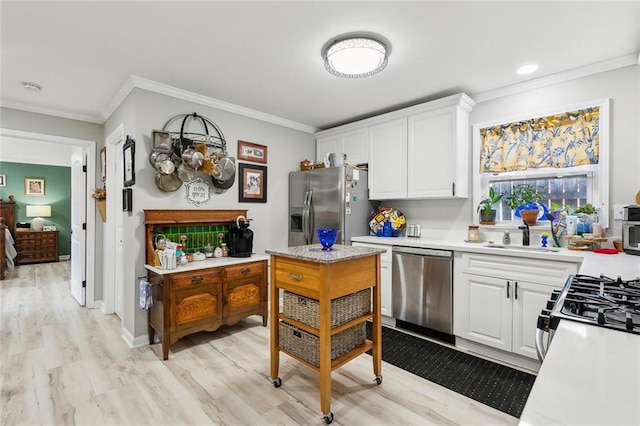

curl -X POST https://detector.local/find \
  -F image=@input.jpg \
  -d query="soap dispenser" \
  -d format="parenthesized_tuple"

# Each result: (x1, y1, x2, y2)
(502, 231, 511, 245)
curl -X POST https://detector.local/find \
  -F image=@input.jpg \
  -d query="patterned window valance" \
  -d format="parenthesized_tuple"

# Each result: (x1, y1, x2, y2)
(479, 107, 600, 173)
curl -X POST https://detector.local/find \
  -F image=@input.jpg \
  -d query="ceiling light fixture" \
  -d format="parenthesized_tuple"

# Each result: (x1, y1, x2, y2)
(516, 64, 539, 75)
(323, 35, 389, 78)
(21, 81, 43, 92)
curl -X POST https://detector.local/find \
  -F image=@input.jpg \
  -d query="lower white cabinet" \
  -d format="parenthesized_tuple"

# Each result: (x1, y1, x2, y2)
(454, 252, 579, 359)
(352, 242, 392, 317)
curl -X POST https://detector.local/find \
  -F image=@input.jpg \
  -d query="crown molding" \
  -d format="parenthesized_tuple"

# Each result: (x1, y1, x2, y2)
(474, 53, 639, 103)
(101, 76, 136, 123)
(0, 100, 103, 124)
(123, 76, 319, 134)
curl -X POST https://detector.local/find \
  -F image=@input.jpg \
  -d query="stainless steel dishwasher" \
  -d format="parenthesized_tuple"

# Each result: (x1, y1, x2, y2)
(392, 246, 453, 336)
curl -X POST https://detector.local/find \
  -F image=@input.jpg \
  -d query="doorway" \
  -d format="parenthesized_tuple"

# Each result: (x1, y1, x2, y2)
(0, 128, 96, 306)
(103, 124, 125, 318)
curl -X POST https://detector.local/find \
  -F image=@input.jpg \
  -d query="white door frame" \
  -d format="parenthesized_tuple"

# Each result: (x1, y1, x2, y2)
(0, 128, 97, 306)
(103, 124, 125, 318)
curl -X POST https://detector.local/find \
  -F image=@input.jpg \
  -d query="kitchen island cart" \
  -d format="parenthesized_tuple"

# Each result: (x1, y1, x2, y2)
(266, 244, 385, 424)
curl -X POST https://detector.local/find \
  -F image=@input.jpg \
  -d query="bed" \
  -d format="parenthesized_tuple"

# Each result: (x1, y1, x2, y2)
(1, 197, 17, 280)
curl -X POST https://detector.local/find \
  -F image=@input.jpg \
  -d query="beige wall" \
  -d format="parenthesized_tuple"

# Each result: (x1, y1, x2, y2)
(105, 88, 316, 340)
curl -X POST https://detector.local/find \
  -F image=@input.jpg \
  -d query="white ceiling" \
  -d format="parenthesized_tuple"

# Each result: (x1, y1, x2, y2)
(2, 1, 639, 131)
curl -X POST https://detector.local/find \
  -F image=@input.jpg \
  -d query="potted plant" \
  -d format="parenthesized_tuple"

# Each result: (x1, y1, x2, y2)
(505, 184, 545, 225)
(477, 187, 503, 225)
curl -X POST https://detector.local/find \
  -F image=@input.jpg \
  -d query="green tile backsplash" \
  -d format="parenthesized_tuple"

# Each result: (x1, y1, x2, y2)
(154, 224, 230, 253)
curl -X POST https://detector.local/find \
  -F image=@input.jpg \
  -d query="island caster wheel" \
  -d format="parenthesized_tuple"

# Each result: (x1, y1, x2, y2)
(272, 377, 282, 388)
(322, 412, 334, 424)
(374, 375, 383, 385)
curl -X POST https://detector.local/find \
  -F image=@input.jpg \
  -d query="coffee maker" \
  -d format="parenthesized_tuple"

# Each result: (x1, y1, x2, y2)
(228, 215, 253, 257)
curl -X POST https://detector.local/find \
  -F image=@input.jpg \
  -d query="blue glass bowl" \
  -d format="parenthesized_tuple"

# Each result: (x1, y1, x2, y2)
(316, 228, 340, 250)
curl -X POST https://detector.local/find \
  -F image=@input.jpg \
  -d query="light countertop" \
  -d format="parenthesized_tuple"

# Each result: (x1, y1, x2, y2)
(265, 244, 386, 264)
(519, 320, 640, 425)
(352, 235, 640, 280)
(144, 254, 269, 275)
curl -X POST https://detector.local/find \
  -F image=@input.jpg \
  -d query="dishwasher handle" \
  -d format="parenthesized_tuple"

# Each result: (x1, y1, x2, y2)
(392, 246, 452, 258)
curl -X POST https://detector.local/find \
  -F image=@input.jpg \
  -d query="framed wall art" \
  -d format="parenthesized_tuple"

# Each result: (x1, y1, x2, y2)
(237, 140, 267, 164)
(0, 174, 5, 187)
(123, 135, 135, 187)
(239, 163, 267, 203)
(25, 178, 45, 196)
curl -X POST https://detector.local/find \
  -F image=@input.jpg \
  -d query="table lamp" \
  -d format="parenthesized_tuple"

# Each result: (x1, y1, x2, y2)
(26, 205, 51, 231)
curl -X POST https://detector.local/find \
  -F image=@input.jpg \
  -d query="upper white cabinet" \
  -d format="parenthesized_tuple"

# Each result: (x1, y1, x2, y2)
(407, 104, 470, 198)
(316, 127, 368, 165)
(316, 93, 475, 200)
(368, 118, 407, 200)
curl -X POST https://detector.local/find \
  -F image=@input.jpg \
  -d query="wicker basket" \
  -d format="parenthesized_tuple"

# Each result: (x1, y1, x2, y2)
(283, 289, 371, 329)
(300, 161, 326, 171)
(279, 321, 365, 367)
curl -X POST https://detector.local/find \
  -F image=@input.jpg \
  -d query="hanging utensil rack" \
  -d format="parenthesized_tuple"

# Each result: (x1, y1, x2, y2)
(161, 112, 229, 155)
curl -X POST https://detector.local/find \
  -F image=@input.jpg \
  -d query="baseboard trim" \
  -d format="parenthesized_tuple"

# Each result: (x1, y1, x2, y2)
(121, 327, 149, 348)
(455, 336, 540, 374)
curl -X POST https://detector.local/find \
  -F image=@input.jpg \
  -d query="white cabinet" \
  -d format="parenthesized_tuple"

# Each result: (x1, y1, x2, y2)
(454, 252, 579, 359)
(316, 127, 368, 165)
(314, 92, 475, 200)
(352, 242, 393, 318)
(316, 135, 339, 162)
(368, 93, 475, 200)
(407, 104, 469, 198)
(368, 118, 407, 200)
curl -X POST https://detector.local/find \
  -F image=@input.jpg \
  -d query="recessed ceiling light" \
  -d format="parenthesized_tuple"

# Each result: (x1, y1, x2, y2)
(21, 81, 42, 92)
(516, 64, 539, 75)
(323, 35, 389, 78)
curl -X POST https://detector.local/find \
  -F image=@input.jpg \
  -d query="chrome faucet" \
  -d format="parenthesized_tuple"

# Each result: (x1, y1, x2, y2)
(518, 221, 530, 246)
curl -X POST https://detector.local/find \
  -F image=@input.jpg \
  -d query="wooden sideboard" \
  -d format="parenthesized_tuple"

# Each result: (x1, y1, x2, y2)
(146, 259, 267, 360)
(143, 209, 267, 360)
(15, 230, 59, 265)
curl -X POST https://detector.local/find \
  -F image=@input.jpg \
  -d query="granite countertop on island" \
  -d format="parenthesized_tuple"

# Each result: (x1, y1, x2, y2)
(265, 244, 386, 264)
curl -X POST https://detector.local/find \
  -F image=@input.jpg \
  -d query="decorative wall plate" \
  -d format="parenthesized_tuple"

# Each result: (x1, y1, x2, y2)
(184, 177, 211, 206)
(369, 207, 406, 234)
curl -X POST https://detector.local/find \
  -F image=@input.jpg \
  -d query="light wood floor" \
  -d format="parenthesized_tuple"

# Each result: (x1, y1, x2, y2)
(1, 262, 517, 425)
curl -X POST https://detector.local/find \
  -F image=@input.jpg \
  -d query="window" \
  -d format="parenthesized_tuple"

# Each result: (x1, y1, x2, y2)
(485, 167, 594, 221)
(473, 99, 609, 227)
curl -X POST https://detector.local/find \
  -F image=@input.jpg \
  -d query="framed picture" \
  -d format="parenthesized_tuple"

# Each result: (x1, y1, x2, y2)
(123, 135, 135, 187)
(0, 174, 5, 187)
(25, 178, 45, 196)
(100, 146, 106, 182)
(239, 163, 267, 203)
(237, 140, 268, 164)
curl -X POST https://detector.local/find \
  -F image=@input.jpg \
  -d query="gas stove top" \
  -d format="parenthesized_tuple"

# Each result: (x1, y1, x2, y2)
(549, 274, 640, 335)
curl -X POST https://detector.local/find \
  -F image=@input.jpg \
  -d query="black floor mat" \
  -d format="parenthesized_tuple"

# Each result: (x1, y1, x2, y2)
(366, 323, 536, 418)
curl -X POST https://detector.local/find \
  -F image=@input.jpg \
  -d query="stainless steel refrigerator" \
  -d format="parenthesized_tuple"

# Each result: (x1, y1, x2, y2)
(288, 166, 375, 246)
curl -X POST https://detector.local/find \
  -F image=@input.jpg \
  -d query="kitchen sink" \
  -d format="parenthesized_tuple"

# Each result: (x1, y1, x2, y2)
(484, 243, 561, 252)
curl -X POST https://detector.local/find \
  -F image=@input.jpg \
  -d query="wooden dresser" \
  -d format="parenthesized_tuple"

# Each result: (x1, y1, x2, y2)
(15, 230, 59, 265)
(143, 209, 268, 360)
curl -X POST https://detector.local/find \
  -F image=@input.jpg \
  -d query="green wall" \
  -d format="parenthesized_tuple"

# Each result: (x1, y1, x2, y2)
(0, 162, 71, 256)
